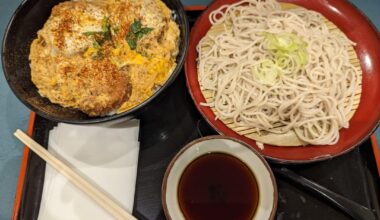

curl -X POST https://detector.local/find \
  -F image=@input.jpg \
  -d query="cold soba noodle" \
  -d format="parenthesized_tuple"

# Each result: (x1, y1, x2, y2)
(197, 0, 361, 145)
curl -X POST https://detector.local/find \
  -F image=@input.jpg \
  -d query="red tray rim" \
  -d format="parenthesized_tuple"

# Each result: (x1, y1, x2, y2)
(11, 4, 380, 220)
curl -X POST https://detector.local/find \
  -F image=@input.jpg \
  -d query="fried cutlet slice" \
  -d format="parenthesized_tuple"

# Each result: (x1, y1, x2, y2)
(38, 1, 107, 56)
(30, 53, 132, 116)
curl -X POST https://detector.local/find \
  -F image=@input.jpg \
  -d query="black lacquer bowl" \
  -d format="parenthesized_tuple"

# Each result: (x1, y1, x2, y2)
(2, 0, 189, 124)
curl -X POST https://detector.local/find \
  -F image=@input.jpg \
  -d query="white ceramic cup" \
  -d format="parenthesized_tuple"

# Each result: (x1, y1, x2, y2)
(162, 135, 278, 220)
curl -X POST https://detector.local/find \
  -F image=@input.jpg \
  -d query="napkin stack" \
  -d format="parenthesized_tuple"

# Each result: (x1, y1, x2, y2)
(38, 120, 140, 220)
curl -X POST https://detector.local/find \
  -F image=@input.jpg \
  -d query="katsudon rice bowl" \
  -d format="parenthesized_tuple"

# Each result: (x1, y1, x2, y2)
(30, 0, 181, 116)
(2, 0, 188, 123)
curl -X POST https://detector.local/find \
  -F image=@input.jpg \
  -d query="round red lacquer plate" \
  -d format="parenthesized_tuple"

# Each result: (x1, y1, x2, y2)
(185, 0, 380, 163)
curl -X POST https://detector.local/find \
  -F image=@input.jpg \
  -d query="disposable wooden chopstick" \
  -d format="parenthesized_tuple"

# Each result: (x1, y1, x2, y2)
(14, 129, 137, 220)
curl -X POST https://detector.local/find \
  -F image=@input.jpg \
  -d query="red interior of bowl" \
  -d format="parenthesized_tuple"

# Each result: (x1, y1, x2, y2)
(185, 0, 380, 163)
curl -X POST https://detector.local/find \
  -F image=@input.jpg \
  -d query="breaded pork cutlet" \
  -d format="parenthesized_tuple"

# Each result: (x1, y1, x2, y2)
(29, 1, 132, 116)
(29, 54, 132, 116)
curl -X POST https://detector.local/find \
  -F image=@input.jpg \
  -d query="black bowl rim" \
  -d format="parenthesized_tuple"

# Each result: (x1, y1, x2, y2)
(1, 0, 189, 124)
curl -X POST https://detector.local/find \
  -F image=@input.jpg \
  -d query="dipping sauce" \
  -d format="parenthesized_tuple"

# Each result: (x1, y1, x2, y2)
(178, 152, 259, 220)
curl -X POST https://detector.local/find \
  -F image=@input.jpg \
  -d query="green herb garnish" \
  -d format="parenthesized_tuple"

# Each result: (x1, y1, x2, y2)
(131, 20, 142, 33)
(82, 17, 114, 46)
(82, 17, 119, 60)
(92, 50, 104, 60)
(83, 31, 100, 36)
(111, 26, 120, 36)
(92, 41, 100, 49)
(101, 17, 111, 32)
(126, 20, 153, 50)
(126, 37, 137, 51)
(101, 17, 112, 41)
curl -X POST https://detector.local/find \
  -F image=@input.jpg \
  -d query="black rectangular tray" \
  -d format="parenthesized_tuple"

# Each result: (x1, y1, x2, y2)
(17, 11, 380, 220)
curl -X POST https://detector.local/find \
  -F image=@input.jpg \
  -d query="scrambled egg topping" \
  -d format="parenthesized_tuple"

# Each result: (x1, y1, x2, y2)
(29, 0, 180, 116)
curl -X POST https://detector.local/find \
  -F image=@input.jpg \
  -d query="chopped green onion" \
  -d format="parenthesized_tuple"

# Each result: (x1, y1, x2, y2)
(262, 32, 308, 66)
(252, 32, 309, 85)
(253, 59, 281, 86)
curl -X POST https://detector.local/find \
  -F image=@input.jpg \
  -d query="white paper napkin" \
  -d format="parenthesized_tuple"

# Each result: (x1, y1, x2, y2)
(38, 120, 140, 220)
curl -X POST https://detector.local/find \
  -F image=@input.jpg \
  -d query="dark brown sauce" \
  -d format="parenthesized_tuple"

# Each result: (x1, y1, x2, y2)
(178, 152, 259, 220)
